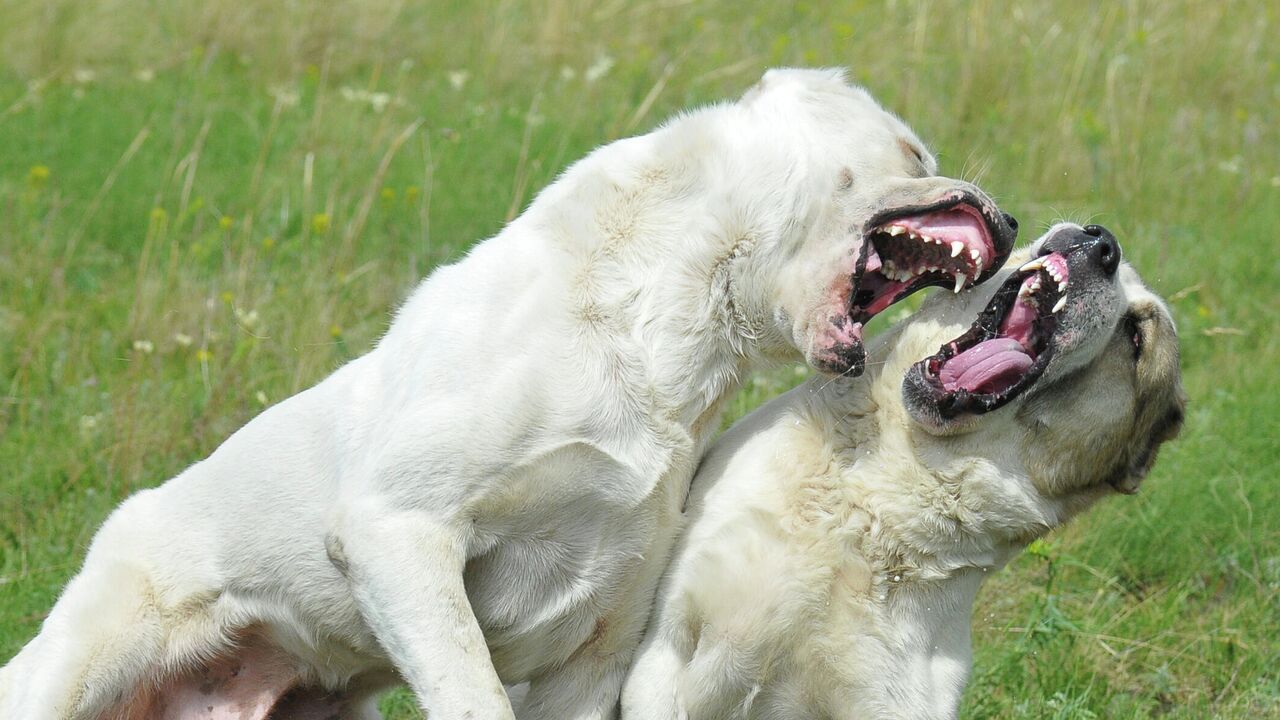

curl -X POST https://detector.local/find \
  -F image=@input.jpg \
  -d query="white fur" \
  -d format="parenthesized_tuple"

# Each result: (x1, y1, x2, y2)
(622, 239, 1184, 720)
(0, 68, 1001, 720)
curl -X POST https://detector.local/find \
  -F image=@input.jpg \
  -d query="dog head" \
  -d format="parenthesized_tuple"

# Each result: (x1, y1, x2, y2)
(735, 68, 1018, 377)
(896, 223, 1185, 506)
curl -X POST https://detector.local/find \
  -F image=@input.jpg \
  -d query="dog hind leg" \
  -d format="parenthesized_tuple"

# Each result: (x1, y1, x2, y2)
(2, 557, 179, 720)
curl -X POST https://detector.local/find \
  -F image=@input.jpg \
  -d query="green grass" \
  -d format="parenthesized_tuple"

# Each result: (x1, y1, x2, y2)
(1, 1, 1277, 717)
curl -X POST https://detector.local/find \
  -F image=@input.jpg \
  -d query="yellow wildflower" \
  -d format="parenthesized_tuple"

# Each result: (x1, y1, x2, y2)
(27, 165, 50, 188)
(312, 213, 331, 234)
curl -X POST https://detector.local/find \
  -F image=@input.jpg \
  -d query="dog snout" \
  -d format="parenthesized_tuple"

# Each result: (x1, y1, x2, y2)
(1039, 224, 1122, 276)
(1001, 212, 1018, 233)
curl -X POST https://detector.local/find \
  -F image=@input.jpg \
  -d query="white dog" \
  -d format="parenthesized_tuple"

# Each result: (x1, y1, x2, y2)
(0, 69, 1016, 720)
(623, 224, 1185, 719)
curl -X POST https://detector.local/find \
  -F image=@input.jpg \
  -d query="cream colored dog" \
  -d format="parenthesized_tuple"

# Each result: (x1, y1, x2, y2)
(0, 69, 1017, 720)
(623, 224, 1185, 720)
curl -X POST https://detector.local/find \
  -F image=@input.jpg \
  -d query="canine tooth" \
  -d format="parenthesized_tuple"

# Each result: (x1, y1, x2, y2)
(953, 273, 967, 293)
(951, 241, 964, 257)
(1020, 259, 1044, 272)
(1018, 283, 1032, 297)
(1052, 296, 1067, 313)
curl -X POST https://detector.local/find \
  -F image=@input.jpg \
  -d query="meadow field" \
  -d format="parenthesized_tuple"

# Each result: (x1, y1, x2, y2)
(1, 0, 1277, 716)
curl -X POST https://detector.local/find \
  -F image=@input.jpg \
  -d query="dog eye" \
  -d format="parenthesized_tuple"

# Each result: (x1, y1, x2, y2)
(1124, 314, 1144, 360)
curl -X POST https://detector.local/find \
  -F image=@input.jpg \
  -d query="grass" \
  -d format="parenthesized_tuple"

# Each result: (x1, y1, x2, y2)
(1, 0, 1276, 717)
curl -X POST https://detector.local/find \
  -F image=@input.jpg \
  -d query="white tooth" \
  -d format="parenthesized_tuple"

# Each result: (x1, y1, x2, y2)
(1058, 279, 1067, 292)
(953, 273, 966, 293)
(1018, 283, 1031, 297)
(888, 225, 905, 236)
(951, 241, 964, 257)
(1020, 259, 1044, 272)
(1047, 267, 1061, 282)
(1052, 296, 1066, 313)
(971, 247, 981, 261)
(1030, 279, 1041, 291)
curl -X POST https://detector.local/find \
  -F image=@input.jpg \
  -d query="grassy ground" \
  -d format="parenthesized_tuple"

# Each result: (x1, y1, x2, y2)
(1, 1, 1276, 717)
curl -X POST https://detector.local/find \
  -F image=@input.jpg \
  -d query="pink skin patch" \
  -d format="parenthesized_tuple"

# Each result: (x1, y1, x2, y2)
(99, 629, 347, 720)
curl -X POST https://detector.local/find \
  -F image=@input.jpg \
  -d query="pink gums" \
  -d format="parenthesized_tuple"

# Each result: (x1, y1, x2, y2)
(883, 203, 993, 269)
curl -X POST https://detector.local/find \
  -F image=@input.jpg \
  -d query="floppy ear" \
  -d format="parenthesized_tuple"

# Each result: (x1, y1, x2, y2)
(1108, 387, 1186, 494)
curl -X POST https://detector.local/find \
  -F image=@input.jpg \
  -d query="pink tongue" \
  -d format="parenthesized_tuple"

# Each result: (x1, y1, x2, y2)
(939, 338, 1033, 394)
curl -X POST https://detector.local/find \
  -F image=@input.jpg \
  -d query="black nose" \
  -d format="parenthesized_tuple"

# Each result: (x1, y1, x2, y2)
(1039, 224, 1122, 276)
(1083, 224, 1121, 275)
(1001, 212, 1019, 233)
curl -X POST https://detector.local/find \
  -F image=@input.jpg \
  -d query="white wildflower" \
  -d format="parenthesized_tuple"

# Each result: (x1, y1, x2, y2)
(269, 85, 300, 107)
(132, 339, 154, 354)
(585, 54, 615, 83)
(447, 70, 470, 91)
(234, 308, 260, 330)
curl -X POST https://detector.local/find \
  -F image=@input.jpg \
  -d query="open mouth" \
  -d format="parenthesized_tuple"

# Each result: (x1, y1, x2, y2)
(911, 252, 1071, 417)
(851, 197, 1004, 325)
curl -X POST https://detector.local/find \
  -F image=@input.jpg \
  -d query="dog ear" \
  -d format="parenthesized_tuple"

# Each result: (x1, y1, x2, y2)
(1109, 389, 1185, 494)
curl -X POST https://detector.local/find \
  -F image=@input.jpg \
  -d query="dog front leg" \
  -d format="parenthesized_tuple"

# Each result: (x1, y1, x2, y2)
(335, 505, 515, 720)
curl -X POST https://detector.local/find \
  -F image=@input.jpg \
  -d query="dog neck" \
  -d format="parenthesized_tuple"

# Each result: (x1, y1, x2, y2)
(518, 111, 811, 441)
